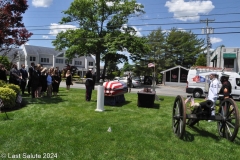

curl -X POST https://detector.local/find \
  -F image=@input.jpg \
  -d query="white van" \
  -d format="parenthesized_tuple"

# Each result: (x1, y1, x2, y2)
(186, 66, 240, 99)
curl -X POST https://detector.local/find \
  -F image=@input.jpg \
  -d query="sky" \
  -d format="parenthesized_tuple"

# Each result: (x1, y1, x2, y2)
(22, 0, 240, 67)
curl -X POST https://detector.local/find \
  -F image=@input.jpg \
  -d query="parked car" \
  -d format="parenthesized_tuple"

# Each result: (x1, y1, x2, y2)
(113, 77, 141, 88)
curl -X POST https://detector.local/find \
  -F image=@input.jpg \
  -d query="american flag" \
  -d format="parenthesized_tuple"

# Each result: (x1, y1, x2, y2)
(148, 63, 155, 68)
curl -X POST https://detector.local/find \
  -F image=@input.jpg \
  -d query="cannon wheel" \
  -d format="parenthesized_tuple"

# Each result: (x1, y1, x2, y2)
(217, 98, 239, 142)
(172, 95, 186, 139)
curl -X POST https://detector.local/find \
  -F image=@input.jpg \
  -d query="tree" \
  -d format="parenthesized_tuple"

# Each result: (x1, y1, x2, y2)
(195, 53, 206, 66)
(52, 0, 148, 81)
(146, 27, 166, 80)
(0, 0, 32, 51)
(0, 56, 10, 69)
(121, 62, 133, 73)
(165, 28, 206, 68)
(101, 52, 128, 80)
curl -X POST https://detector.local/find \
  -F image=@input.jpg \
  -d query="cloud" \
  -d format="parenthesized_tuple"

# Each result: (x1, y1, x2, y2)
(32, 0, 53, 8)
(42, 35, 49, 39)
(49, 23, 77, 36)
(210, 37, 222, 44)
(165, 0, 215, 21)
(120, 24, 142, 37)
(106, 2, 114, 6)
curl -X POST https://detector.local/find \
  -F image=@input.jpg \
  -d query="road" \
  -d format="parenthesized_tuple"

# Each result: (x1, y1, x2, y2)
(60, 82, 189, 97)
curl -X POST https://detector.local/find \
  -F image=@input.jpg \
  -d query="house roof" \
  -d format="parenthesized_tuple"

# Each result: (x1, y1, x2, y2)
(0, 48, 22, 56)
(160, 65, 189, 73)
(23, 45, 63, 56)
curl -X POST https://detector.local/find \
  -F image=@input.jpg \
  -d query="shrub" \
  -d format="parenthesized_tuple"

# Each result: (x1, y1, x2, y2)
(3, 83, 21, 94)
(0, 80, 7, 87)
(0, 87, 16, 109)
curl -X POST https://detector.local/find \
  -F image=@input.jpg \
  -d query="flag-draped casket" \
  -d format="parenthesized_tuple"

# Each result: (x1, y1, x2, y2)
(103, 81, 128, 96)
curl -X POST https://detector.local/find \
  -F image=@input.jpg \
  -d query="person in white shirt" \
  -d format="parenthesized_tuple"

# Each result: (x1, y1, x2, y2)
(207, 72, 220, 116)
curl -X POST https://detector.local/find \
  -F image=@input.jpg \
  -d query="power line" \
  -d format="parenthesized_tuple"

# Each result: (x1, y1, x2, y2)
(28, 31, 240, 41)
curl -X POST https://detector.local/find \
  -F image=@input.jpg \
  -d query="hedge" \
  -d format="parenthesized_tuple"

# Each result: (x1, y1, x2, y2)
(0, 80, 21, 109)
(0, 87, 16, 109)
(3, 83, 21, 94)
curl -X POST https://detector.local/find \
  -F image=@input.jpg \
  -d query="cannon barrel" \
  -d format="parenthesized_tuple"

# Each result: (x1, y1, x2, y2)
(199, 100, 213, 109)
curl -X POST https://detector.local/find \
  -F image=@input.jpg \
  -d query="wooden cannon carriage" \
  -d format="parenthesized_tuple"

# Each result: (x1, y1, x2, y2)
(172, 95, 240, 142)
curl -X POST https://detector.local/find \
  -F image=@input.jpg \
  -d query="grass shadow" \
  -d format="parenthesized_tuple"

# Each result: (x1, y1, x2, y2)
(105, 100, 132, 107)
(23, 96, 66, 105)
(188, 125, 220, 141)
(137, 103, 160, 109)
(153, 103, 160, 109)
(182, 131, 195, 142)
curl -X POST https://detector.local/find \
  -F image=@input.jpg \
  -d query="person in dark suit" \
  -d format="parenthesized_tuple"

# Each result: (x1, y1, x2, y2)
(19, 64, 28, 94)
(85, 69, 94, 101)
(31, 65, 40, 98)
(55, 66, 62, 93)
(9, 64, 21, 86)
(219, 75, 232, 99)
(28, 62, 35, 95)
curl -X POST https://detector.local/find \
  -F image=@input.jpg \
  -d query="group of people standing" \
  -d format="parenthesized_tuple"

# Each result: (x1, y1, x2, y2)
(26, 63, 62, 98)
(0, 62, 66, 98)
(207, 72, 232, 118)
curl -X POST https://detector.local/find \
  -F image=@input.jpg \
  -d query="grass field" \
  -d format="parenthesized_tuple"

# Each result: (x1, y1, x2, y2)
(0, 88, 240, 160)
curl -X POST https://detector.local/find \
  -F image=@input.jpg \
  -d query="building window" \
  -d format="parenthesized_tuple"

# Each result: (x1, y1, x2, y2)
(75, 61, 82, 65)
(89, 62, 94, 66)
(30, 56, 36, 61)
(65, 59, 72, 64)
(224, 59, 234, 68)
(41, 58, 49, 63)
(56, 59, 63, 63)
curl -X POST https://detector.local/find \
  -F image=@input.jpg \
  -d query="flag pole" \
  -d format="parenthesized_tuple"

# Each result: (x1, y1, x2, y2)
(153, 63, 155, 92)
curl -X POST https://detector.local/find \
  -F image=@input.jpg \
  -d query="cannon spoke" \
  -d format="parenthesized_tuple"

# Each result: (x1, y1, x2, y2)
(217, 98, 239, 142)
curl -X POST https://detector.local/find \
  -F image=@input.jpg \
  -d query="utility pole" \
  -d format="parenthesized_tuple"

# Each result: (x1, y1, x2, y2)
(200, 18, 215, 67)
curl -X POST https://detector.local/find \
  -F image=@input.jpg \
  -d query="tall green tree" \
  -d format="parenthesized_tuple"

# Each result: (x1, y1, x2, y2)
(52, 0, 147, 81)
(195, 53, 206, 66)
(165, 28, 206, 68)
(146, 27, 166, 79)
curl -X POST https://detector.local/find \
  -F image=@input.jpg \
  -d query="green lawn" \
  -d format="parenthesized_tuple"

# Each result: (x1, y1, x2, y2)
(0, 88, 240, 160)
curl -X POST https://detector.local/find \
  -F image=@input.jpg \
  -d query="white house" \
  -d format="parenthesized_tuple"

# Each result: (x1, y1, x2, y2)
(0, 45, 96, 77)
(210, 46, 240, 72)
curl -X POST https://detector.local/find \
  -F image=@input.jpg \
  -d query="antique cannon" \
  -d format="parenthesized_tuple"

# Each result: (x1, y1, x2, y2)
(172, 95, 239, 142)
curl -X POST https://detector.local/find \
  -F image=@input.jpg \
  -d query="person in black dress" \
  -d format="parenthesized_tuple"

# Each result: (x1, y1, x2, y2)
(31, 65, 40, 98)
(65, 70, 72, 91)
(40, 67, 48, 97)
(52, 70, 60, 96)
(55, 66, 62, 93)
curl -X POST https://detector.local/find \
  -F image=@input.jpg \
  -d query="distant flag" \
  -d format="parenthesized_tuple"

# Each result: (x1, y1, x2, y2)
(148, 63, 155, 68)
